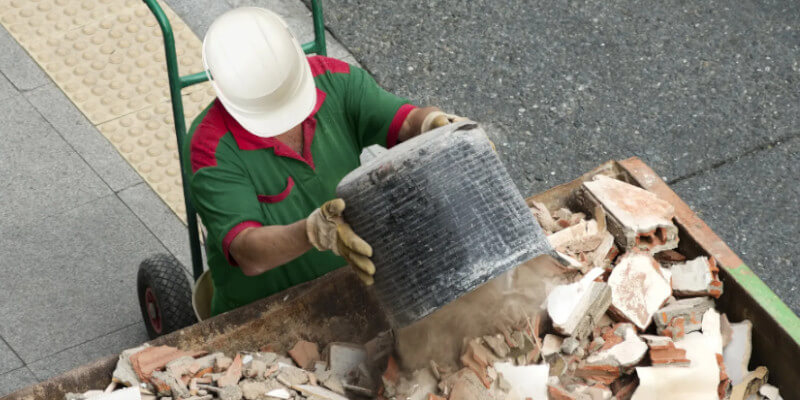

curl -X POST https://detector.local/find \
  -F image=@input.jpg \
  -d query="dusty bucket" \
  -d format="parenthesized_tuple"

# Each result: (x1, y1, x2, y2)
(336, 121, 554, 327)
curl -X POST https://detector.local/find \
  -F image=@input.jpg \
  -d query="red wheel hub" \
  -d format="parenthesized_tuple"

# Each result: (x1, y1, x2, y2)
(144, 287, 163, 334)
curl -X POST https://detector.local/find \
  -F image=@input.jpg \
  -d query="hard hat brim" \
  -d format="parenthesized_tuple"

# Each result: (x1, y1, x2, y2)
(216, 56, 316, 138)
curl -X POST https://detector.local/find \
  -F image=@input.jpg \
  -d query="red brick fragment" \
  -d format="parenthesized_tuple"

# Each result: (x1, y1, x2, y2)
(216, 353, 242, 387)
(260, 342, 280, 353)
(716, 353, 730, 399)
(427, 394, 447, 400)
(548, 385, 577, 400)
(383, 356, 400, 386)
(574, 364, 620, 385)
(194, 366, 213, 378)
(288, 340, 320, 369)
(610, 375, 638, 400)
(129, 346, 206, 382)
(460, 339, 494, 388)
(649, 342, 690, 366)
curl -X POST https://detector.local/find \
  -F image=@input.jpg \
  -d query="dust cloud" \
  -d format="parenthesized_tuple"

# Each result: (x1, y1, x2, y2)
(394, 255, 564, 370)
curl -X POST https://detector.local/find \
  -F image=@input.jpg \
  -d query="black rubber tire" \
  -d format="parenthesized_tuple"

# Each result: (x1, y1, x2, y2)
(137, 254, 197, 339)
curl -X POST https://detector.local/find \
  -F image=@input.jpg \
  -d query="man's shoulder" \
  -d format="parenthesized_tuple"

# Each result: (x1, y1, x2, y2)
(188, 100, 237, 173)
(307, 55, 351, 78)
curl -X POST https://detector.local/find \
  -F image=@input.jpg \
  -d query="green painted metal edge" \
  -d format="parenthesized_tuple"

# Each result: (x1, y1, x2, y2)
(726, 262, 800, 343)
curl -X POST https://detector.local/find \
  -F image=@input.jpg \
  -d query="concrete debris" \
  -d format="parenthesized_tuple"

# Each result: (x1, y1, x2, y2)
(112, 345, 148, 387)
(542, 334, 564, 357)
(724, 320, 753, 386)
(607, 252, 672, 330)
(547, 268, 612, 338)
(668, 256, 723, 298)
(493, 362, 548, 400)
(653, 296, 715, 340)
(560, 337, 580, 355)
(481, 334, 510, 358)
(580, 175, 679, 254)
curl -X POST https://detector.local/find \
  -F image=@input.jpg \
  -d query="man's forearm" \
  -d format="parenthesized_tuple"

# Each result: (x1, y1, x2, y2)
(397, 106, 441, 142)
(229, 220, 312, 276)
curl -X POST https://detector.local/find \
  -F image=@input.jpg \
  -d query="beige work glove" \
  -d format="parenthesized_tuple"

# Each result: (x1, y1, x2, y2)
(307, 199, 376, 285)
(420, 111, 495, 151)
(420, 111, 468, 133)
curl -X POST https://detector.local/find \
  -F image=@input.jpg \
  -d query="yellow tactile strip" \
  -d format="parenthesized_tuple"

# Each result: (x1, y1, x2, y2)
(0, 0, 215, 221)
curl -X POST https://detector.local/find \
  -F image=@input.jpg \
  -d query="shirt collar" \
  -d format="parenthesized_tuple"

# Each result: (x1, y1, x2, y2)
(217, 89, 326, 169)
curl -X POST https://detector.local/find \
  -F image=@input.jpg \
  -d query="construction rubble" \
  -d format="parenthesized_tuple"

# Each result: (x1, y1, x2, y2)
(68, 176, 783, 400)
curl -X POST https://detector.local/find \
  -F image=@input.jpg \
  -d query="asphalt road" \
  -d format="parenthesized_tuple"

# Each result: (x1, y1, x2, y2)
(313, 0, 800, 313)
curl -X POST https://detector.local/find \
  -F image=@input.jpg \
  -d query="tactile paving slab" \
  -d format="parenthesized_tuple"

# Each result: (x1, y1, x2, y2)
(337, 122, 554, 327)
(0, 0, 215, 221)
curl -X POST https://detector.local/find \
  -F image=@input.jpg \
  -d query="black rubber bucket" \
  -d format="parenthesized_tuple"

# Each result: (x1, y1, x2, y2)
(336, 122, 553, 327)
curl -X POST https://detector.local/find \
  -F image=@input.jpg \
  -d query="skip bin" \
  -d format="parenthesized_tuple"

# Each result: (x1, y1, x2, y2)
(5, 158, 799, 399)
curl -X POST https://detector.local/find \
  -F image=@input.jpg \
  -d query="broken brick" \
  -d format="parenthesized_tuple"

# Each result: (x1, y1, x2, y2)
(548, 384, 576, 400)
(288, 340, 320, 370)
(580, 175, 679, 254)
(648, 341, 690, 367)
(129, 346, 206, 383)
(574, 364, 620, 385)
(459, 338, 495, 388)
(653, 297, 714, 340)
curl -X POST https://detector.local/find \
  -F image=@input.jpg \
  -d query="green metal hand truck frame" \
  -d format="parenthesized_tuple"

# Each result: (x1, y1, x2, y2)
(136, 0, 327, 339)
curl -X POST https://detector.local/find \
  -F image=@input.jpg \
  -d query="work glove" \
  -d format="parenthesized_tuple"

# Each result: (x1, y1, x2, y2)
(420, 111, 468, 133)
(421, 111, 495, 151)
(307, 199, 376, 285)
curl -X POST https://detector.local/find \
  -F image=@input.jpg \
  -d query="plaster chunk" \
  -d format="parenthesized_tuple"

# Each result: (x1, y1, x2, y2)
(546, 268, 612, 338)
(586, 325, 648, 368)
(608, 252, 672, 330)
(632, 331, 720, 399)
(493, 362, 549, 400)
(724, 320, 753, 386)
(653, 296, 715, 341)
(669, 256, 723, 298)
(580, 175, 678, 253)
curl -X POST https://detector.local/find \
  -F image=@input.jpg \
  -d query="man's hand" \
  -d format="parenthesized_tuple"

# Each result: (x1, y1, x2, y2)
(420, 111, 468, 133)
(307, 199, 376, 285)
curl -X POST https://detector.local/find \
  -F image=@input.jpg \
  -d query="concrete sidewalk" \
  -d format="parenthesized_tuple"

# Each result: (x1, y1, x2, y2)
(0, 0, 356, 394)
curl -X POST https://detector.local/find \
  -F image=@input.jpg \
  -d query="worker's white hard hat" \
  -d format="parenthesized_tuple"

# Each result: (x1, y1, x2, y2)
(202, 7, 315, 138)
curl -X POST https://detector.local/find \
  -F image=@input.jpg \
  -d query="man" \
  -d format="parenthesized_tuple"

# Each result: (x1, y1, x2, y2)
(185, 7, 464, 316)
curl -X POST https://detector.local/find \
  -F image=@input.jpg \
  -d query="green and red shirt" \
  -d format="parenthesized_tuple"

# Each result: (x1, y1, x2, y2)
(184, 56, 415, 316)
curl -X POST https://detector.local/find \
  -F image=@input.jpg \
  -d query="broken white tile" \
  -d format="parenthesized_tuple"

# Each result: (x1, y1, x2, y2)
(608, 252, 672, 330)
(723, 320, 753, 386)
(632, 331, 720, 399)
(581, 175, 678, 253)
(546, 268, 612, 338)
(266, 388, 291, 399)
(493, 362, 549, 400)
(701, 308, 723, 354)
